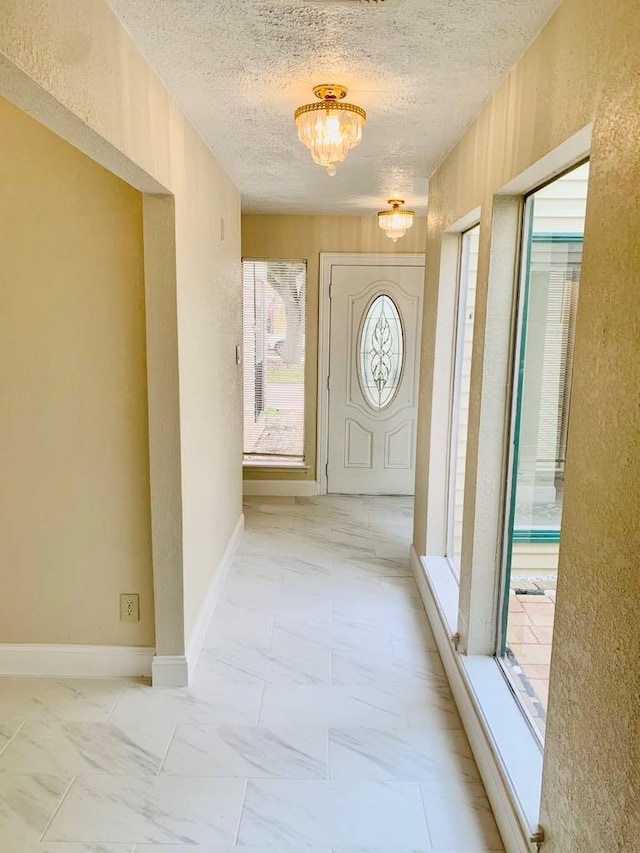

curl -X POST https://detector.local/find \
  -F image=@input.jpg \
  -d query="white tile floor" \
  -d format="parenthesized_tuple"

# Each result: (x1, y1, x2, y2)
(0, 495, 504, 852)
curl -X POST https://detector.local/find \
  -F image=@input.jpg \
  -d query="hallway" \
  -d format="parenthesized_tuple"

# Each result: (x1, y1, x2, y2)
(0, 496, 503, 851)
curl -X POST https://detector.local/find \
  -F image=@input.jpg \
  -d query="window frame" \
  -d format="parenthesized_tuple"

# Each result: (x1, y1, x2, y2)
(494, 160, 590, 741)
(495, 194, 535, 659)
(241, 257, 308, 467)
(445, 224, 480, 578)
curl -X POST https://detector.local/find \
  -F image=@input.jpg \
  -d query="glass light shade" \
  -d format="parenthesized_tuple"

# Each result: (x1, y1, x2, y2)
(295, 85, 366, 176)
(377, 201, 415, 242)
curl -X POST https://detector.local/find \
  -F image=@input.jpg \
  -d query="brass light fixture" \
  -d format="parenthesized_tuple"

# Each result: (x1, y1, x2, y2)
(294, 84, 366, 176)
(377, 199, 415, 242)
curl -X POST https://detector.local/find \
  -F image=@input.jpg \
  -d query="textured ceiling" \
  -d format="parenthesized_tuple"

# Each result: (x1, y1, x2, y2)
(108, 0, 560, 214)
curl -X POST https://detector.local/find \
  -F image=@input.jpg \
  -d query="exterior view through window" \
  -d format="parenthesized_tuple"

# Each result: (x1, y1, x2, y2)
(499, 162, 589, 738)
(242, 259, 306, 461)
(447, 225, 480, 577)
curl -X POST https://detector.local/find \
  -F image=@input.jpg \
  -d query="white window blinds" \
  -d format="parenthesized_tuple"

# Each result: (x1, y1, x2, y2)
(242, 259, 307, 461)
(529, 240, 582, 483)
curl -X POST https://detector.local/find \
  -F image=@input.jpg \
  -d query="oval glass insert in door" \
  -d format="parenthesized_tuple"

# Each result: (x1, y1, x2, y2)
(358, 293, 405, 410)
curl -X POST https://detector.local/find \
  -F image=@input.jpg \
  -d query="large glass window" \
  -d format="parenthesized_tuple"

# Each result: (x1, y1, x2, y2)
(446, 225, 480, 576)
(242, 259, 306, 462)
(499, 162, 589, 738)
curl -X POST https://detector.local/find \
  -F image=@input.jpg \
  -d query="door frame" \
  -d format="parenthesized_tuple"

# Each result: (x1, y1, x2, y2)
(317, 252, 426, 494)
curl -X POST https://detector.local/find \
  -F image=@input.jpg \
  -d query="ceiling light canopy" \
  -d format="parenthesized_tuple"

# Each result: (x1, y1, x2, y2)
(294, 84, 366, 176)
(377, 199, 415, 242)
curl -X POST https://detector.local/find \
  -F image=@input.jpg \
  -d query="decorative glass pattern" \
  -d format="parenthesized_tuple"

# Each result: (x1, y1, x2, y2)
(358, 293, 404, 410)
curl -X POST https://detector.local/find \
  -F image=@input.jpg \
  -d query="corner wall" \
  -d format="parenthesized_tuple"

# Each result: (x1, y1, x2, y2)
(0, 0, 243, 662)
(241, 214, 427, 482)
(414, 0, 640, 848)
(0, 98, 154, 647)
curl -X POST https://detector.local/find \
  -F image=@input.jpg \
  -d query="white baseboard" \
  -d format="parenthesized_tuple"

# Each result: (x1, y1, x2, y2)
(151, 513, 245, 688)
(410, 546, 537, 853)
(0, 644, 154, 678)
(151, 654, 188, 687)
(243, 480, 320, 497)
(0, 517, 246, 689)
(185, 512, 245, 679)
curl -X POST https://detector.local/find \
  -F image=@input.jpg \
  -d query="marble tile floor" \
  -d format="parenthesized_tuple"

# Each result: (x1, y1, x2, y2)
(0, 495, 504, 852)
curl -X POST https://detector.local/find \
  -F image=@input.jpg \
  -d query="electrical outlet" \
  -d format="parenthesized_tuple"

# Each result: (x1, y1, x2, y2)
(120, 593, 140, 622)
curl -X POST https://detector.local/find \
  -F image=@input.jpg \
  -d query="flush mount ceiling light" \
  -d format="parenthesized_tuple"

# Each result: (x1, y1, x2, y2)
(377, 199, 415, 242)
(294, 84, 366, 176)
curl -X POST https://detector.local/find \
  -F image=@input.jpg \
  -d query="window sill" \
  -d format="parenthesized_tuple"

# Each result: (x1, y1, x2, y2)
(243, 457, 309, 470)
(461, 655, 543, 832)
(419, 554, 542, 850)
(422, 555, 460, 633)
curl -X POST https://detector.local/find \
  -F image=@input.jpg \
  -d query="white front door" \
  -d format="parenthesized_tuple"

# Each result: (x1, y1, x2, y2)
(327, 263, 424, 494)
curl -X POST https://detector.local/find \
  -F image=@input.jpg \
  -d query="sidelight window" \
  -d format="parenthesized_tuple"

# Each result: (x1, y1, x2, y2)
(242, 259, 307, 462)
(446, 225, 480, 577)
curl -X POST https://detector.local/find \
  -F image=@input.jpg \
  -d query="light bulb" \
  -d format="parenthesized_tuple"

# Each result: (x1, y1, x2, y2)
(324, 115, 343, 144)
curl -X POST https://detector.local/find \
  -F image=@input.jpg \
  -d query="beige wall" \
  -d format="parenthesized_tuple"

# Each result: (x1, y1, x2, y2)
(0, 0, 243, 655)
(242, 215, 426, 481)
(414, 0, 640, 848)
(0, 98, 154, 646)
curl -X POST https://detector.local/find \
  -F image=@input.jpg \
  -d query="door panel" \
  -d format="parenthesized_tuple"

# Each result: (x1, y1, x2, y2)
(345, 419, 373, 468)
(385, 421, 413, 469)
(327, 263, 424, 494)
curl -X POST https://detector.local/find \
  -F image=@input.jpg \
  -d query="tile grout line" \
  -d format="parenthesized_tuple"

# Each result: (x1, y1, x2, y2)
(0, 718, 26, 757)
(417, 779, 436, 849)
(255, 680, 267, 726)
(39, 772, 76, 841)
(106, 679, 129, 723)
(267, 613, 276, 651)
(156, 722, 179, 775)
(233, 777, 249, 845)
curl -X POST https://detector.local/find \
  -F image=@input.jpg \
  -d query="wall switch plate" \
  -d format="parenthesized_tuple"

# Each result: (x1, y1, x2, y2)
(120, 593, 140, 622)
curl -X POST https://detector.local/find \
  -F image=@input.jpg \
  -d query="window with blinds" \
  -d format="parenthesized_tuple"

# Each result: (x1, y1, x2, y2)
(529, 239, 582, 488)
(242, 259, 307, 462)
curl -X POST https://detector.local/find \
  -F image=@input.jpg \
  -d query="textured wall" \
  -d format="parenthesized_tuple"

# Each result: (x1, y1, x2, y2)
(176, 126, 243, 642)
(414, 0, 640, 848)
(241, 214, 427, 481)
(0, 0, 243, 653)
(542, 72, 640, 849)
(0, 98, 154, 646)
